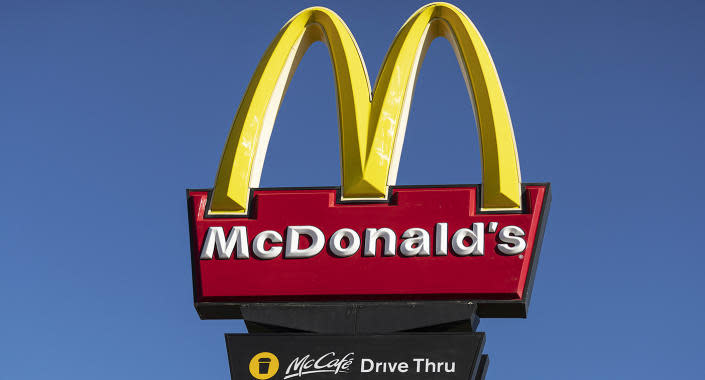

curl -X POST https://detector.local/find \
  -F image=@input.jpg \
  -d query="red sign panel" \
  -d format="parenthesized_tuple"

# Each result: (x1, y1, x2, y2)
(188, 184, 550, 318)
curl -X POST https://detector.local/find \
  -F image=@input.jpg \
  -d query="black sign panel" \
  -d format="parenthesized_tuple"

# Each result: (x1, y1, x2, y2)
(225, 333, 485, 380)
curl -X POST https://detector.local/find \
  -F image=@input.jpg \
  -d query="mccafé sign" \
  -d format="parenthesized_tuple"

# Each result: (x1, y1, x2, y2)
(187, 2, 550, 318)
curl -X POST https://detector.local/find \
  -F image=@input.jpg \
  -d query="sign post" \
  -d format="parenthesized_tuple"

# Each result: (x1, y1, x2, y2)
(186, 3, 550, 379)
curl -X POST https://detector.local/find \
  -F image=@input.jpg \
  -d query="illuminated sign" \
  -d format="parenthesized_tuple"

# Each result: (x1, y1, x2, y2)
(187, 2, 550, 318)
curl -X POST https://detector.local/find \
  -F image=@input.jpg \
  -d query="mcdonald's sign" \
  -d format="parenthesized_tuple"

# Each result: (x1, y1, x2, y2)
(187, 2, 550, 319)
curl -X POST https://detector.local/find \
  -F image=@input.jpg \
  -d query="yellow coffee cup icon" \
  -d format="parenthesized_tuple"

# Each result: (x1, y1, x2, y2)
(249, 352, 279, 379)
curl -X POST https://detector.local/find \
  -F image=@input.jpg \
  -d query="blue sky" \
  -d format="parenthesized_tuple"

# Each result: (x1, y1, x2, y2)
(1, 0, 704, 378)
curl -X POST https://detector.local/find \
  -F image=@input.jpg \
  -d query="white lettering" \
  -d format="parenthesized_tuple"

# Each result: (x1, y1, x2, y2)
(359, 360, 410, 373)
(284, 352, 354, 379)
(413, 358, 424, 372)
(360, 359, 374, 373)
(497, 225, 526, 255)
(329, 228, 360, 257)
(363, 228, 396, 257)
(200, 226, 248, 259)
(398, 362, 409, 372)
(451, 223, 484, 256)
(285, 226, 324, 259)
(252, 230, 282, 259)
(199, 223, 521, 260)
(435, 223, 448, 255)
(400, 228, 430, 257)
(412, 358, 456, 373)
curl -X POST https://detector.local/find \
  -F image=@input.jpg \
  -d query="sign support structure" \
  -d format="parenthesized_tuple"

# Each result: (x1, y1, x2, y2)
(185, 3, 550, 379)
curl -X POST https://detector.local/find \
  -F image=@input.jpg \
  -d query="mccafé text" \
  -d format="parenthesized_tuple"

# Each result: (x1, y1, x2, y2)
(199, 223, 527, 260)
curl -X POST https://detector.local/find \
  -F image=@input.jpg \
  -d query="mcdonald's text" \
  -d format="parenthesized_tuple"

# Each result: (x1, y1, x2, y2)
(199, 223, 527, 260)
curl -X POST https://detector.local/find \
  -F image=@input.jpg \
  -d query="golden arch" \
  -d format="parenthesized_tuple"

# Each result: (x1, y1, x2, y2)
(210, 2, 522, 215)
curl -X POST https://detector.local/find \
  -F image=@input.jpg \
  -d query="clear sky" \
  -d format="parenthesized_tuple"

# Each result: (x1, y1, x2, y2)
(2, 0, 704, 378)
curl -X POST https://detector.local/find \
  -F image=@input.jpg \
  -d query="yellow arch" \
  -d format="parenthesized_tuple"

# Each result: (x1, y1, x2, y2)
(210, 2, 522, 215)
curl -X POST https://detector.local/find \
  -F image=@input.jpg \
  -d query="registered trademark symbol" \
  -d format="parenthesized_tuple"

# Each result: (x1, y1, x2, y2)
(518, 254, 524, 259)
